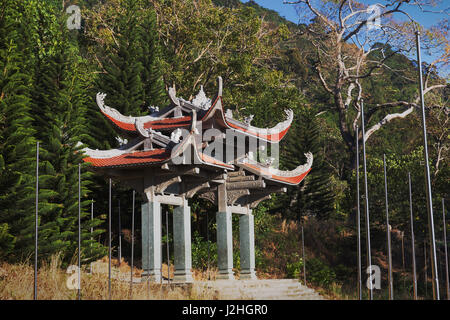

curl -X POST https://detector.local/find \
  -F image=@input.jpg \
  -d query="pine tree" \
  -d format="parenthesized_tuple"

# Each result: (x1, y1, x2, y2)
(85, 2, 167, 260)
(91, 0, 145, 150)
(281, 108, 335, 220)
(26, 1, 106, 263)
(0, 0, 37, 260)
(139, 7, 167, 108)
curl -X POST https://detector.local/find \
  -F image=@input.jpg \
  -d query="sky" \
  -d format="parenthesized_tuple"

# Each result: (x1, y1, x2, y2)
(241, 0, 449, 68)
(242, 0, 449, 28)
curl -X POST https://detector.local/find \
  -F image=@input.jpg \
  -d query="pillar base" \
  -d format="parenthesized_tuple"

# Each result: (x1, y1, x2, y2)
(217, 270, 235, 280)
(173, 270, 194, 283)
(239, 270, 257, 280)
(173, 203, 193, 284)
(141, 270, 162, 282)
(141, 201, 162, 284)
(217, 210, 233, 281)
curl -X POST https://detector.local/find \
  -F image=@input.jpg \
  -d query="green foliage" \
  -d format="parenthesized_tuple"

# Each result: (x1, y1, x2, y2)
(0, 0, 38, 260)
(191, 231, 217, 270)
(286, 253, 304, 279)
(0, 0, 447, 301)
(305, 258, 336, 289)
(281, 108, 335, 220)
(0, 223, 15, 259)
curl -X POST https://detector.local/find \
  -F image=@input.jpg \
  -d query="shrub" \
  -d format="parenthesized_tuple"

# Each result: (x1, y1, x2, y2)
(191, 231, 217, 270)
(286, 253, 304, 279)
(306, 258, 336, 288)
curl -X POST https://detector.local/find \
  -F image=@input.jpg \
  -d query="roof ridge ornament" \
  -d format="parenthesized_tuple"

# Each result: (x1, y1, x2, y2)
(168, 86, 180, 106)
(191, 85, 212, 110)
(216, 76, 223, 97)
(240, 151, 313, 184)
(148, 105, 159, 114)
(116, 136, 128, 146)
(96, 92, 157, 125)
(171, 128, 183, 143)
(244, 114, 254, 126)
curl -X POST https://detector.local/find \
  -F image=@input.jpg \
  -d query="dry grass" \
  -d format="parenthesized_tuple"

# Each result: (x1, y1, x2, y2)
(0, 254, 219, 300)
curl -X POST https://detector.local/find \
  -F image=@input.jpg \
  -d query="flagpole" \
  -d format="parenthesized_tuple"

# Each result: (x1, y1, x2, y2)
(78, 164, 81, 300)
(302, 226, 306, 285)
(118, 200, 122, 265)
(108, 178, 112, 300)
(442, 199, 449, 300)
(408, 173, 417, 300)
(34, 141, 39, 300)
(361, 100, 373, 300)
(130, 190, 135, 298)
(90, 199, 93, 274)
(207, 211, 210, 281)
(416, 30, 439, 300)
(166, 211, 170, 285)
(356, 126, 362, 300)
(383, 154, 393, 300)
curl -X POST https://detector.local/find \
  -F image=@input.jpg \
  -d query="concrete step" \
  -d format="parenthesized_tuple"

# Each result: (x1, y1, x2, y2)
(192, 279, 324, 300)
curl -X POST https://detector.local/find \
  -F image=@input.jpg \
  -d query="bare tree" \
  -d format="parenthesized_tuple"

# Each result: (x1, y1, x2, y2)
(284, 0, 449, 177)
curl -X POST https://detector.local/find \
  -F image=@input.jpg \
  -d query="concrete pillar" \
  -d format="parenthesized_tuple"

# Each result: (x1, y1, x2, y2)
(141, 201, 161, 282)
(216, 208, 234, 280)
(173, 203, 193, 282)
(239, 214, 257, 280)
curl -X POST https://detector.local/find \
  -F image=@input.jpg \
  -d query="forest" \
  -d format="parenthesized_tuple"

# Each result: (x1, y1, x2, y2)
(0, 0, 448, 299)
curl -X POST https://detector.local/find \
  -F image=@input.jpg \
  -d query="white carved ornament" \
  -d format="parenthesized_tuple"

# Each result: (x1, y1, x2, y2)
(242, 152, 313, 179)
(225, 109, 294, 138)
(96, 92, 158, 125)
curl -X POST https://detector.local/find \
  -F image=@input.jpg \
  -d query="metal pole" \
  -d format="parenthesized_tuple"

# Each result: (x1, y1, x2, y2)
(402, 232, 405, 271)
(166, 211, 170, 285)
(130, 191, 135, 298)
(90, 199, 93, 274)
(416, 30, 439, 300)
(207, 211, 210, 281)
(118, 200, 122, 265)
(408, 173, 417, 300)
(34, 141, 39, 300)
(361, 100, 373, 300)
(78, 164, 81, 300)
(383, 154, 393, 300)
(356, 126, 362, 300)
(442, 199, 449, 300)
(302, 226, 306, 285)
(108, 178, 112, 300)
(148, 206, 152, 298)
(424, 241, 427, 298)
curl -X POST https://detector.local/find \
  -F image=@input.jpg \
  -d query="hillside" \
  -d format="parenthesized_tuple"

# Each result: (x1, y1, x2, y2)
(0, 0, 448, 300)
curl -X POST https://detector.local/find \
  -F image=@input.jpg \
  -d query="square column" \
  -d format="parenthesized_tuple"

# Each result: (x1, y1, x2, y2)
(216, 209, 235, 280)
(173, 203, 194, 282)
(239, 214, 257, 280)
(141, 201, 161, 282)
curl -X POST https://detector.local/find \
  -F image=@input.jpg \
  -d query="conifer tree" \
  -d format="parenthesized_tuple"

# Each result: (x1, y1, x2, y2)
(281, 108, 335, 220)
(139, 7, 167, 108)
(0, 0, 37, 260)
(26, 1, 106, 263)
(91, 0, 145, 150)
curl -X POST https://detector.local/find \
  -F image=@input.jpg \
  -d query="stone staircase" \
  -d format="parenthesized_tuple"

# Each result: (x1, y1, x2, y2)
(192, 279, 324, 300)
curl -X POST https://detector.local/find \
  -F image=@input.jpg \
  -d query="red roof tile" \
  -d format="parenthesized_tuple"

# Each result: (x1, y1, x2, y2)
(83, 149, 171, 168)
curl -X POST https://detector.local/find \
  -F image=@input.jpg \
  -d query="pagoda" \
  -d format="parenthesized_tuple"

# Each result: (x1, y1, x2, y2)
(81, 77, 313, 282)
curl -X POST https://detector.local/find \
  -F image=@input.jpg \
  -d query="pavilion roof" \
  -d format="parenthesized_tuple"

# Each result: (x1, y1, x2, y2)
(81, 122, 312, 186)
(80, 76, 313, 208)
(95, 77, 294, 143)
